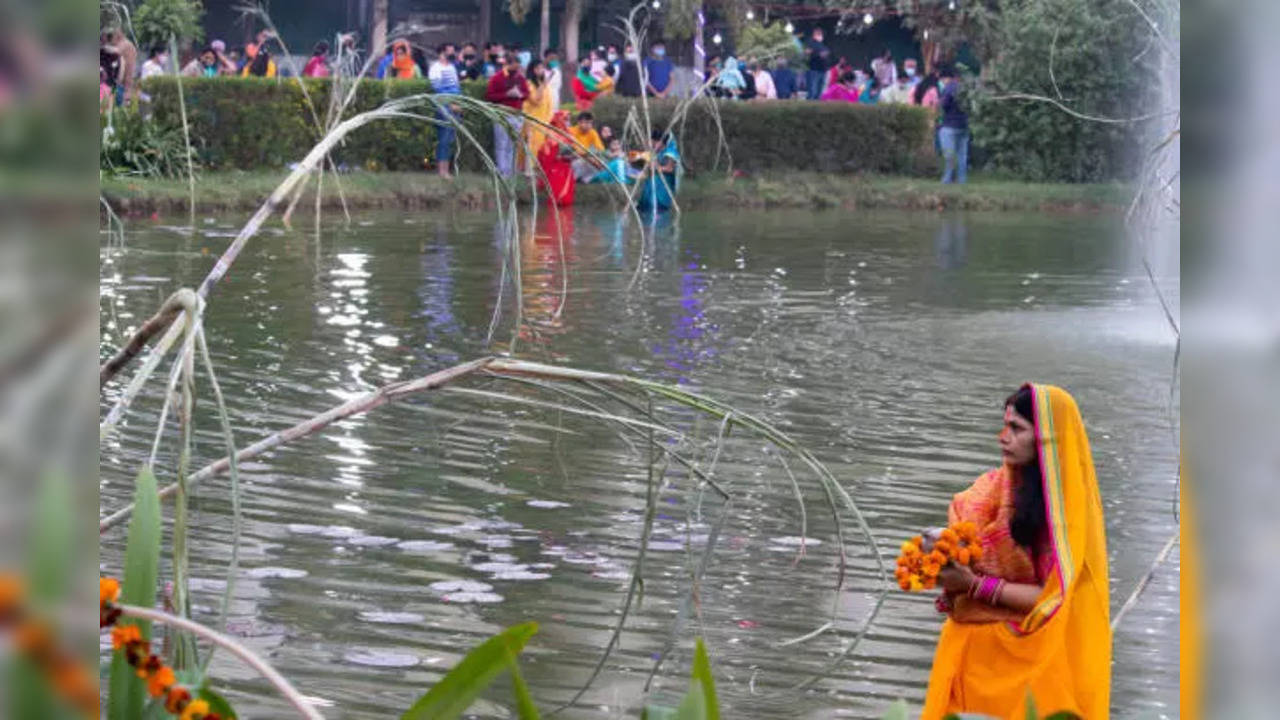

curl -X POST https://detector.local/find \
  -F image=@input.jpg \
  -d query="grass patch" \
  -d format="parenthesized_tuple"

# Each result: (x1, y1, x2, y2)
(101, 170, 1129, 217)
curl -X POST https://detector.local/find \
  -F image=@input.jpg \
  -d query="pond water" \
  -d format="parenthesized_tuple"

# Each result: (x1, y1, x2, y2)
(100, 207, 1179, 719)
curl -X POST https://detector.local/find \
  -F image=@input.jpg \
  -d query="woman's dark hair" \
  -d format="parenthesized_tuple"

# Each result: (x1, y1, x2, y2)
(313, 41, 329, 56)
(1006, 386, 1047, 549)
(840, 70, 856, 85)
(526, 58, 544, 85)
(913, 71, 938, 105)
(248, 48, 271, 76)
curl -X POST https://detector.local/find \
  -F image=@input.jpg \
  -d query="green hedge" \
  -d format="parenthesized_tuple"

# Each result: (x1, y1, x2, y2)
(143, 77, 494, 171)
(142, 77, 936, 176)
(590, 96, 936, 175)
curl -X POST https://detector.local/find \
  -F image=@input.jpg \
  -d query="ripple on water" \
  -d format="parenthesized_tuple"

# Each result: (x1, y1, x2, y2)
(245, 567, 308, 580)
(491, 570, 552, 581)
(526, 500, 572, 509)
(396, 540, 456, 553)
(768, 536, 824, 549)
(429, 580, 494, 594)
(357, 610, 425, 624)
(442, 591, 504, 604)
(348, 535, 400, 547)
(287, 524, 362, 538)
(343, 649, 420, 668)
(472, 562, 526, 574)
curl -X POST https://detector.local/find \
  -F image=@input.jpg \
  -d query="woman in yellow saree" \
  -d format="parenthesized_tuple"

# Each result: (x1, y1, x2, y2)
(521, 59, 554, 170)
(922, 384, 1111, 719)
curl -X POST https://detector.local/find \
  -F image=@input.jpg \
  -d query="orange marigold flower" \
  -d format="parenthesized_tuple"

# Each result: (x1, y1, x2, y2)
(957, 547, 971, 565)
(940, 528, 958, 544)
(166, 686, 192, 713)
(180, 698, 210, 720)
(111, 624, 142, 650)
(909, 535, 923, 547)
(15, 621, 52, 654)
(0, 574, 23, 612)
(935, 540, 953, 556)
(147, 665, 176, 698)
(899, 540, 920, 556)
(969, 544, 984, 561)
(922, 575, 937, 590)
(908, 577, 924, 592)
(928, 550, 947, 565)
(99, 577, 121, 607)
(898, 576, 911, 591)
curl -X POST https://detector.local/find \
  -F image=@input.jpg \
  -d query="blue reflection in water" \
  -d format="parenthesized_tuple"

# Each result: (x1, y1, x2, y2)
(416, 219, 462, 363)
(651, 244, 721, 385)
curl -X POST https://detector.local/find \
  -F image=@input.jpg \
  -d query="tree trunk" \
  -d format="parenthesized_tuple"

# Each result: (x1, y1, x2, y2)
(561, 0, 583, 65)
(371, 0, 388, 58)
(540, 0, 551, 53)
(479, 0, 492, 44)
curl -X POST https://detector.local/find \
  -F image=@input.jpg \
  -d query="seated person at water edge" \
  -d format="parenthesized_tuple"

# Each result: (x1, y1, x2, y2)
(567, 112, 605, 181)
(920, 384, 1110, 719)
(636, 130, 680, 212)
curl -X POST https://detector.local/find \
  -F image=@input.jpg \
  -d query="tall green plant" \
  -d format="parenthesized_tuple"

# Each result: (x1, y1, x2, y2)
(968, 0, 1155, 181)
(133, 0, 204, 50)
(736, 20, 802, 65)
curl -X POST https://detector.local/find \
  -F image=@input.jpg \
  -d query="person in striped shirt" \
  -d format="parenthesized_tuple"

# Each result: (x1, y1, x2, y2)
(428, 44, 463, 178)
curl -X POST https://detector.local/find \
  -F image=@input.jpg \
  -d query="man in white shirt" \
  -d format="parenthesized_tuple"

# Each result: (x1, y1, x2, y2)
(139, 46, 169, 80)
(881, 74, 915, 104)
(543, 48, 563, 112)
(428, 45, 462, 178)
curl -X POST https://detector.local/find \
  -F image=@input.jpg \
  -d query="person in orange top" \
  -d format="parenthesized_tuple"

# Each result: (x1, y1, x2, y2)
(921, 384, 1111, 719)
(567, 111, 606, 181)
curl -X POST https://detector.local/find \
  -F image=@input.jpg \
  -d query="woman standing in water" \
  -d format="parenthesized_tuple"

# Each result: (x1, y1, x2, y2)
(922, 384, 1111, 719)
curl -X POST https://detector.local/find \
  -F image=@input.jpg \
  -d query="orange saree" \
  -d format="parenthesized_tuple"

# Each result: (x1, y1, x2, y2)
(922, 384, 1111, 719)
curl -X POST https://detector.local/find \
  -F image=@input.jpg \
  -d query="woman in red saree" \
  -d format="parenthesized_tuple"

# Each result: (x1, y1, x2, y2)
(922, 384, 1111, 719)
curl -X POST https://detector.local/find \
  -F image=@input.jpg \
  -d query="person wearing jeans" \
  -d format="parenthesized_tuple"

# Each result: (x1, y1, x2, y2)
(803, 28, 829, 100)
(484, 54, 530, 177)
(937, 66, 969, 184)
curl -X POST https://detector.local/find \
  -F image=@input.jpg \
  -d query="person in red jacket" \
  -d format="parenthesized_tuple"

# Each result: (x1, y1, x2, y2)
(485, 54, 530, 177)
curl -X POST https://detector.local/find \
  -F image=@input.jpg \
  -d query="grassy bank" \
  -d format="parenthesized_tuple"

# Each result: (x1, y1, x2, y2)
(101, 170, 1129, 217)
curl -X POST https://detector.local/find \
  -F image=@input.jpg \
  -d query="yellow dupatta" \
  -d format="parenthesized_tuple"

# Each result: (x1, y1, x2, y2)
(922, 384, 1111, 719)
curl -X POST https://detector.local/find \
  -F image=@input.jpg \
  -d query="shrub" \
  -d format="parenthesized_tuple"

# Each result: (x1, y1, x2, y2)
(590, 96, 935, 175)
(143, 77, 494, 171)
(101, 104, 195, 179)
(967, 0, 1156, 182)
(133, 0, 205, 51)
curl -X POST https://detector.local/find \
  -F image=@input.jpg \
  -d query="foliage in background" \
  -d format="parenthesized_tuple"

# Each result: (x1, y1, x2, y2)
(144, 77, 494, 171)
(101, 105, 197, 179)
(735, 21, 802, 65)
(967, 0, 1155, 182)
(593, 96, 935, 175)
(133, 0, 205, 51)
(838, 0, 1003, 64)
(506, 0, 533, 25)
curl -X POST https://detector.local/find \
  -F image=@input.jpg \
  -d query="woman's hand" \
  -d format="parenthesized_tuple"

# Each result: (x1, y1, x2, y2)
(937, 561, 976, 595)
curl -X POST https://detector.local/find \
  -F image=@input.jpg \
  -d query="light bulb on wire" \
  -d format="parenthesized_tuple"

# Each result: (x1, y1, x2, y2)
(923, 29, 930, 40)
(651, 0, 660, 8)
(948, 0, 957, 9)
(784, 21, 794, 33)
(863, 12, 873, 25)
(712, 32, 723, 45)
(746, 9, 754, 20)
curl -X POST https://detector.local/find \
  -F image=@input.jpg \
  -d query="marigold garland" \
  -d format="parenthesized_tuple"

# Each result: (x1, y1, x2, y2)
(894, 521, 983, 592)
(0, 574, 98, 717)
(99, 576, 226, 720)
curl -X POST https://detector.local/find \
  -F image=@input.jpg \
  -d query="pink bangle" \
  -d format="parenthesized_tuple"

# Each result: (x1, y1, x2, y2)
(973, 576, 1000, 604)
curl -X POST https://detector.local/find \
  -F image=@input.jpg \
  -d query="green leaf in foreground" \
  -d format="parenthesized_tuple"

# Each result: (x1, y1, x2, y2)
(108, 466, 162, 720)
(400, 622, 539, 720)
(198, 685, 238, 719)
(674, 637, 719, 720)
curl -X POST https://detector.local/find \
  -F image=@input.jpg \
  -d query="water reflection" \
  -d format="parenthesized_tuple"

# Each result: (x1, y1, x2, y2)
(100, 208, 1178, 719)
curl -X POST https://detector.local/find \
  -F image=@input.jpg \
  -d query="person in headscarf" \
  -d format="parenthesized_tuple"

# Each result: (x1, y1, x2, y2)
(637, 129, 680, 212)
(820, 70, 860, 103)
(715, 57, 746, 99)
(536, 110, 576, 206)
(388, 39, 420, 79)
(571, 55, 602, 110)
(921, 384, 1111, 719)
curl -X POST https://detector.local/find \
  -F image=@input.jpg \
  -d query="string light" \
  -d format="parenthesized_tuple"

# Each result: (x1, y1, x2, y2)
(745, 9, 754, 20)
(863, 12, 873, 25)
(923, 29, 930, 40)
(949, 0, 957, 9)
(651, 0, 660, 8)
(784, 21, 794, 33)
(712, 32, 722, 45)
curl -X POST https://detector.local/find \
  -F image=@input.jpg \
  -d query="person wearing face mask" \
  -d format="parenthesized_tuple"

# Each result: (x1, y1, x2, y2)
(429, 44, 462, 178)
(615, 43, 643, 97)
(644, 41, 673, 98)
(771, 56, 796, 99)
(459, 42, 483, 80)
(903, 58, 920, 87)
(881, 72, 915, 104)
(182, 47, 221, 78)
(605, 44, 620, 73)
(543, 48, 563, 111)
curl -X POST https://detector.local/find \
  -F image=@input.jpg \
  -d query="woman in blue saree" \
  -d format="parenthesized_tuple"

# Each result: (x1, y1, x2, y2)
(637, 130, 681, 213)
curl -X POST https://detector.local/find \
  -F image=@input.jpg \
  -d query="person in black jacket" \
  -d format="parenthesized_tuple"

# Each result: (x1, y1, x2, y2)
(615, 42, 643, 97)
(937, 65, 969, 184)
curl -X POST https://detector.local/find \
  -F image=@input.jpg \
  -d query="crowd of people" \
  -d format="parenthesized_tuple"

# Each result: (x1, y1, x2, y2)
(102, 26, 969, 186)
